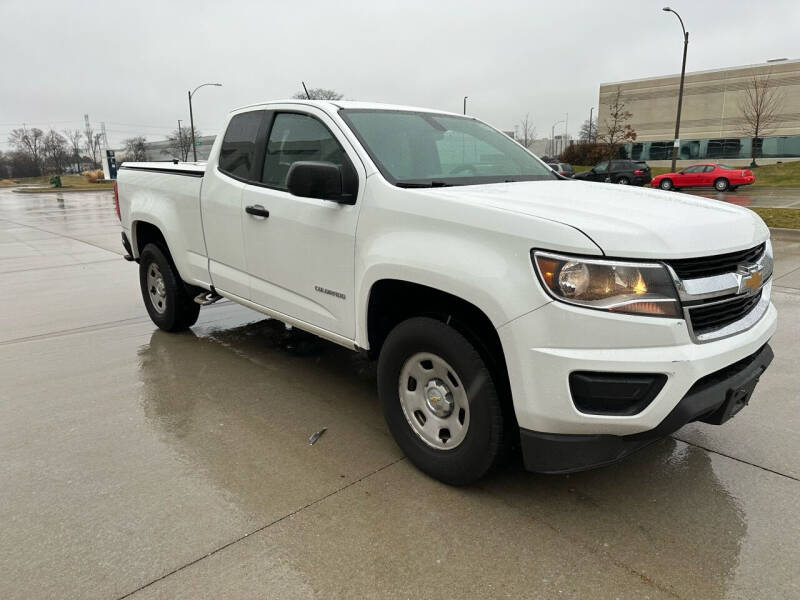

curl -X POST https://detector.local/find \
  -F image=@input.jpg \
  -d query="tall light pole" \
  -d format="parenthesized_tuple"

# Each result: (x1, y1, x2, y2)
(551, 120, 565, 158)
(188, 82, 222, 162)
(663, 7, 688, 172)
(463, 96, 468, 115)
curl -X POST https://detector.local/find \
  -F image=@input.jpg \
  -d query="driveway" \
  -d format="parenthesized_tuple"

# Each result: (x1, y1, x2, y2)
(1, 188, 799, 599)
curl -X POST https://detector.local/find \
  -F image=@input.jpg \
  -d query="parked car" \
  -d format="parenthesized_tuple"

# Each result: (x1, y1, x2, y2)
(651, 164, 756, 192)
(547, 162, 574, 177)
(116, 100, 775, 485)
(573, 159, 651, 186)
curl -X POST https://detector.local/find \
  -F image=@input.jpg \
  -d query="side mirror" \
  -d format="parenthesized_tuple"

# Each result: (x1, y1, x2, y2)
(286, 161, 350, 203)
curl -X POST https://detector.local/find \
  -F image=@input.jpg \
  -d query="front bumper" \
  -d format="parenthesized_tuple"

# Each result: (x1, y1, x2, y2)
(497, 291, 777, 471)
(519, 343, 773, 473)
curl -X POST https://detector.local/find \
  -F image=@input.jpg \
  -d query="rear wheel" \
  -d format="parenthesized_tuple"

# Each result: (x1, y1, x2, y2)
(616, 176, 630, 185)
(714, 178, 730, 192)
(377, 317, 505, 485)
(659, 178, 673, 191)
(139, 243, 200, 332)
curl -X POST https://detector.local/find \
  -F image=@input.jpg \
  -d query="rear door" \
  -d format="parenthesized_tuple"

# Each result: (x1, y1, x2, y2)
(200, 110, 267, 298)
(240, 106, 364, 339)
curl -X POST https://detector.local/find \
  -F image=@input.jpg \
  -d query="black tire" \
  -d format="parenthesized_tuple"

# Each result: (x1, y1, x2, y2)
(659, 178, 673, 191)
(714, 178, 730, 192)
(139, 243, 200, 332)
(377, 317, 505, 485)
(616, 176, 630, 185)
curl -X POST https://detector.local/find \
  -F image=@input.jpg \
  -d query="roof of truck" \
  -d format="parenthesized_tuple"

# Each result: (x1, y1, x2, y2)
(231, 99, 465, 117)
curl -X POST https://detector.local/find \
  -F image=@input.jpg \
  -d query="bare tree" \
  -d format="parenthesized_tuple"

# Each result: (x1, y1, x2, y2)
(164, 126, 196, 161)
(8, 126, 45, 175)
(516, 113, 536, 149)
(738, 74, 784, 167)
(123, 136, 148, 162)
(90, 133, 104, 167)
(292, 87, 344, 100)
(42, 130, 70, 174)
(579, 117, 597, 143)
(64, 129, 84, 172)
(598, 88, 636, 160)
(83, 122, 101, 167)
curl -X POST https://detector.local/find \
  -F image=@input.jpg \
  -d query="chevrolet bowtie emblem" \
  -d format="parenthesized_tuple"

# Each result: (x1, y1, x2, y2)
(741, 269, 763, 293)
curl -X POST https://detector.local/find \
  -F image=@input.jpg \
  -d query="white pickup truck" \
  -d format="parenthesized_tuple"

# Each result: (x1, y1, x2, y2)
(116, 100, 776, 484)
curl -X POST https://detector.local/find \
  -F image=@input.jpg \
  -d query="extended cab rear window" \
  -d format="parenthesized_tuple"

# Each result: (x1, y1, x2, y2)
(218, 111, 265, 180)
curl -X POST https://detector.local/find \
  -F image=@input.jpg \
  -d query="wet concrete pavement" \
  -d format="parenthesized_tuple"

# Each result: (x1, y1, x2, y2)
(1, 188, 799, 599)
(684, 185, 800, 208)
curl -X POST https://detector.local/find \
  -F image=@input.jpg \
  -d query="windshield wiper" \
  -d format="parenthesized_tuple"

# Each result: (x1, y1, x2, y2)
(396, 181, 453, 188)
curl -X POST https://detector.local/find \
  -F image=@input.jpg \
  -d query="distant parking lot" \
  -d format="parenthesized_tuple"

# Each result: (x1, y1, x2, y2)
(1, 187, 799, 599)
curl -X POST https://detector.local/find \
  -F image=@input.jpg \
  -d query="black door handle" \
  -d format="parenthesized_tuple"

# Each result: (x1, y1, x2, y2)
(245, 205, 270, 218)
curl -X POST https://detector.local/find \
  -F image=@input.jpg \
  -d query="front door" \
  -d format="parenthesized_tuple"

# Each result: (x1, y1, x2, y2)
(241, 107, 364, 339)
(591, 161, 608, 182)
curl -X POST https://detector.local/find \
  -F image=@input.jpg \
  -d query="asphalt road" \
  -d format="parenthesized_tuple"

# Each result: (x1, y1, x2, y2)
(1, 188, 799, 599)
(686, 185, 800, 208)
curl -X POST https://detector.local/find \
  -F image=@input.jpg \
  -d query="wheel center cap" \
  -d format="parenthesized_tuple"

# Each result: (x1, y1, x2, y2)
(424, 379, 453, 418)
(155, 278, 166, 297)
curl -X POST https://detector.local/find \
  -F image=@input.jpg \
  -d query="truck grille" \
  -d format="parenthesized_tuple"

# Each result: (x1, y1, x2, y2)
(688, 290, 763, 336)
(667, 243, 765, 279)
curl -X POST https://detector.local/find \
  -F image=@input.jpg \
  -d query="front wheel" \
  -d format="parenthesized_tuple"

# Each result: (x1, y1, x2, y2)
(139, 243, 200, 331)
(714, 178, 730, 192)
(659, 178, 673, 190)
(377, 317, 505, 485)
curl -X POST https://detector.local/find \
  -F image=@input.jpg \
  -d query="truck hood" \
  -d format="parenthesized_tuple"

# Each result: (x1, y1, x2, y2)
(426, 180, 769, 259)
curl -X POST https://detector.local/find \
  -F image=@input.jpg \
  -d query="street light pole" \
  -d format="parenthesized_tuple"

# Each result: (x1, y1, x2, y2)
(463, 96, 468, 115)
(663, 7, 688, 172)
(188, 82, 222, 162)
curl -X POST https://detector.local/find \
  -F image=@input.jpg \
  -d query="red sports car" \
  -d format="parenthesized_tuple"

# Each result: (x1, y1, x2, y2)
(650, 163, 755, 192)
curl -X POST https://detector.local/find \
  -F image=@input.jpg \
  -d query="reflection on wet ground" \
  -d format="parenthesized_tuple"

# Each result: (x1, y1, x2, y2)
(1, 187, 800, 599)
(685, 185, 800, 208)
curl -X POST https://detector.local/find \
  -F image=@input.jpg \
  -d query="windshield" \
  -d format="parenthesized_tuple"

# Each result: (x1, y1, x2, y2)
(339, 109, 556, 187)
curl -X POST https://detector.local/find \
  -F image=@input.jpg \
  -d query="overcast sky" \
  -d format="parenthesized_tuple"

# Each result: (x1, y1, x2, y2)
(1, 0, 797, 149)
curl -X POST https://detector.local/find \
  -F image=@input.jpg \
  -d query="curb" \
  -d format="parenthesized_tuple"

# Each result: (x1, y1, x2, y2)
(770, 227, 800, 241)
(12, 187, 113, 194)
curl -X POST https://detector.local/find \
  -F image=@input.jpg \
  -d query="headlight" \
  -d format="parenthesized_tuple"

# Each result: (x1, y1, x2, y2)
(532, 250, 680, 317)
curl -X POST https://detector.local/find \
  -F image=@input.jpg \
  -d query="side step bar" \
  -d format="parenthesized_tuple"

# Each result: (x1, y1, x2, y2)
(194, 291, 223, 306)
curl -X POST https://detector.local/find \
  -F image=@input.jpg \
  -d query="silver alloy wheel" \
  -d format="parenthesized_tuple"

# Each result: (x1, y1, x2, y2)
(617, 177, 629, 185)
(146, 262, 167, 314)
(660, 179, 672, 190)
(398, 352, 470, 449)
(715, 179, 728, 191)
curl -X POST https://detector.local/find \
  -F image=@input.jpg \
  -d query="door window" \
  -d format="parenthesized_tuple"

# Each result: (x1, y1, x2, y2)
(262, 113, 350, 189)
(703, 165, 715, 172)
(594, 161, 608, 173)
(682, 165, 704, 174)
(218, 111, 265, 180)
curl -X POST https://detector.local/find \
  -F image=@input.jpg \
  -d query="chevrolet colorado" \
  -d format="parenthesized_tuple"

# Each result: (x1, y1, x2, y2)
(116, 100, 776, 485)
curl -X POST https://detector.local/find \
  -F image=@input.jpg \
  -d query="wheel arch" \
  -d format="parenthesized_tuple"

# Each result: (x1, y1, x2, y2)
(363, 278, 515, 426)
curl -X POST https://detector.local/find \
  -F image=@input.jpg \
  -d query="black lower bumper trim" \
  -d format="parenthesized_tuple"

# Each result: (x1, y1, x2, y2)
(520, 343, 773, 474)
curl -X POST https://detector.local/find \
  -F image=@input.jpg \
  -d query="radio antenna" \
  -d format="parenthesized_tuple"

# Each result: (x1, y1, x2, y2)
(301, 81, 311, 99)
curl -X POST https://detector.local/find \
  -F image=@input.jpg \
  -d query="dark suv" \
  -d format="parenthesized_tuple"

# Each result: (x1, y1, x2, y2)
(547, 162, 575, 178)
(573, 159, 651, 186)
